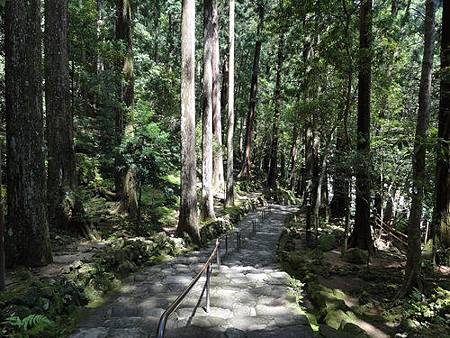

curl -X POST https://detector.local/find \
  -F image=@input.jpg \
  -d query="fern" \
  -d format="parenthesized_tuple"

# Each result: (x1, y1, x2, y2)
(4, 314, 53, 335)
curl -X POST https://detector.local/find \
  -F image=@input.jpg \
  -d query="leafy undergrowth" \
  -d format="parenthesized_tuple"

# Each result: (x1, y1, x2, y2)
(278, 211, 450, 338)
(1, 188, 265, 337)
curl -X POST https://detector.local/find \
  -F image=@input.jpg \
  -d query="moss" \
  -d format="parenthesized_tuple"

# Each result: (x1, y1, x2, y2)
(344, 248, 369, 265)
(341, 323, 370, 338)
(318, 233, 336, 252)
(324, 309, 356, 330)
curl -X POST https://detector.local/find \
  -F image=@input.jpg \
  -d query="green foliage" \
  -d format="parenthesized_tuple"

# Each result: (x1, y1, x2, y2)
(0, 278, 87, 337)
(3, 314, 54, 337)
(119, 101, 176, 190)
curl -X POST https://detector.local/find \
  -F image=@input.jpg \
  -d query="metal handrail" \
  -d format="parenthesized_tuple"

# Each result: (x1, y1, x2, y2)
(156, 206, 270, 338)
(156, 239, 221, 338)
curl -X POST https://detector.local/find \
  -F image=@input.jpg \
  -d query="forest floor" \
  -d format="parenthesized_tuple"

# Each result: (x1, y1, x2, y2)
(71, 204, 313, 338)
(279, 212, 450, 338)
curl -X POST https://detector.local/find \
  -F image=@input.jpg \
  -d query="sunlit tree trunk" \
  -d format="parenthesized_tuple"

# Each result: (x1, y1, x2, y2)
(400, 0, 436, 297)
(5, 0, 52, 267)
(432, 0, 450, 256)
(267, 31, 285, 188)
(202, 0, 216, 220)
(240, 4, 264, 177)
(212, 0, 224, 194)
(349, 0, 373, 251)
(178, 0, 200, 243)
(225, 0, 235, 207)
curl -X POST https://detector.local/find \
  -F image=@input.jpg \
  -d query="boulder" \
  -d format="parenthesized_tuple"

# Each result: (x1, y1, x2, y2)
(344, 248, 369, 265)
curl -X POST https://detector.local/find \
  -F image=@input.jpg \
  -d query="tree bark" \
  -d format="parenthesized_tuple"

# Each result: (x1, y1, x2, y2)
(45, 0, 78, 230)
(202, 0, 216, 220)
(5, 0, 52, 267)
(178, 0, 200, 243)
(115, 0, 138, 218)
(330, 70, 352, 219)
(240, 4, 264, 177)
(225, 0, 236, 207)
(212, 1, 224, 194)
(0, 142, 4, 291)
(349, 0, 373, 252)
(267, 31, 285, 188)
(432, 0, 450, 255)
(289, 124, 300, 189)
(400, 0, 436, 297)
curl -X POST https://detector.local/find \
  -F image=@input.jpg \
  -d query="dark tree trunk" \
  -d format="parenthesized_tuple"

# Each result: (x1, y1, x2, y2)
(400, 0, 436, 297)
(392, 0, 398, 16)
(330, 71, 352, 219)
(349, 0, 373, 252)
(5, 0, 52, 267)
(178, 0, 200, 243)
(267, 32, 285, 188)
(115, 0, 138, 218)
(432, 0, 450, 254)
(289, 124, 300, 189)
(212, 1, 224, 194)
(225, 0, 235, 207)
(202, 0, 216, 220)
(240, 5, 264, 177)
(153, 0, 161, 62)
(45, 0, 77, 230)
(0, 142, 4, 290)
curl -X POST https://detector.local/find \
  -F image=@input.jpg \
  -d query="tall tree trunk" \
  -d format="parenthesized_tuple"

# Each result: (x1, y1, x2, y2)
(5, 0, 52, 267)
(153, 0, 161, 62)
(178, 0, 200, 243)
(202, 0, 216, 220)
(432, 0, 450, 256)
(400, 0, 436, 297)
(240, 4, 264, 177)
(289, 123, 300, 189)
(0, 142, 4, 290)
(349, 0, 373, 252)
(115, 0, 138, 218)
(225, 0, 235, 207)
(330, 70, 352, 219)
(221, 56, 229, 119)
(212, 1, 224, 194)
(45, 0, 77, 230)
(392, 0, 398, 16)
(267, 32, 285, 188)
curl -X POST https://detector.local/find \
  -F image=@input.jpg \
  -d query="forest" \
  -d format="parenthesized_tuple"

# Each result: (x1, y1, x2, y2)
(0, 0, 449, 337)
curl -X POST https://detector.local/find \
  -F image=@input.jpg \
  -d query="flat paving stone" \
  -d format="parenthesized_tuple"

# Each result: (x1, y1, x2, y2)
(71, 204, 313, 338)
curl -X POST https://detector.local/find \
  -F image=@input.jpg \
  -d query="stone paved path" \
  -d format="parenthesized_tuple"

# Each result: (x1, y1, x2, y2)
(71, 204, 313, 338)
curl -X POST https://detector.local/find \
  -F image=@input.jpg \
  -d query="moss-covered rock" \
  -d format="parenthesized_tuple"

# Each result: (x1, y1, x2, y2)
(318, 234, 337, 252)
(324, 309, 357, 330)
(308, 285, 349, 316)
(341, 323, 370, 337)
(344, 248, 369, 265)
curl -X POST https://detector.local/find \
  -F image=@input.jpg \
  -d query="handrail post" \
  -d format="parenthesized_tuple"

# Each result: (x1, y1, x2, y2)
(236, 231, 240, 251)
(205, 263, 211, 313)
(216, 241, 221, 270)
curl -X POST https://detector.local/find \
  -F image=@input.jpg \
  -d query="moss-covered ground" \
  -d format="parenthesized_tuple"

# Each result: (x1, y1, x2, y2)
(278, 211, 450, 338)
